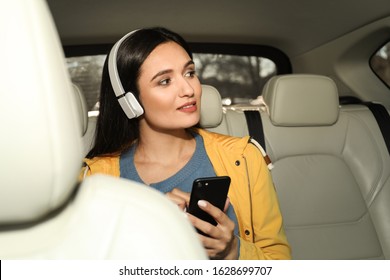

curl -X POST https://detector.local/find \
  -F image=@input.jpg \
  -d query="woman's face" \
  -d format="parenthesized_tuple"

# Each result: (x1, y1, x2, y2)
(137, 41, 202, 132)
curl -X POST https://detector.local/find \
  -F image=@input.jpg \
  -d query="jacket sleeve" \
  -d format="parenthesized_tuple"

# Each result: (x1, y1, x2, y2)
(239, 142, 291, 260)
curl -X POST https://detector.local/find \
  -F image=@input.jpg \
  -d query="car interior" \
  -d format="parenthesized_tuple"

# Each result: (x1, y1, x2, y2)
(1, 0, 389, 260)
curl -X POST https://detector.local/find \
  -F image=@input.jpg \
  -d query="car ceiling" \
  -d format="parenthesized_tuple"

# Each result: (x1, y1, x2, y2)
(47, 0, 390, 58)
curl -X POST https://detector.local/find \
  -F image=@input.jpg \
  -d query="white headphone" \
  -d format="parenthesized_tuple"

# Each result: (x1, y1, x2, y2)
(108, 30, 144, 119)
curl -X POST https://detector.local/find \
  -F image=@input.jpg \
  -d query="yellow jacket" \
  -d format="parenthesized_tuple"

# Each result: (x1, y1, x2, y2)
(82, 128, 291, 260)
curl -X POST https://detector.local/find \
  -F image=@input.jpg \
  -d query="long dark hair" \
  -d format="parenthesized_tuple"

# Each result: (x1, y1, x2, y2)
(87, 27, 193, 159)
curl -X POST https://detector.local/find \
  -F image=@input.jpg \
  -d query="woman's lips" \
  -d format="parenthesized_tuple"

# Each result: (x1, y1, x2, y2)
(177, 101, 197, 112)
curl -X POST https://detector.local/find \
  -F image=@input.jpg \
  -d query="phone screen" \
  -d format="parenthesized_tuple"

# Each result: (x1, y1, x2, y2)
(188, 176, 231, 234)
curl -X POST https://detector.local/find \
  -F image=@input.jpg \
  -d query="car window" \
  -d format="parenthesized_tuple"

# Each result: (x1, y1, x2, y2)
(370, 41, 390, 88)
(66, 52, 278, 112)
(67, 55, 105, 112)
(193, 54, 276, 105)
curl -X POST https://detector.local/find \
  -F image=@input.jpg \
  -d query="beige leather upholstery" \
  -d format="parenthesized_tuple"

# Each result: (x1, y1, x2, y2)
(200, 75, 390, 259)
(72, 83, 89, 136)
(0, 0, 206, 260)
(262, 74, 339, 126)
(72, 83, 96, 155)
(84, 114, 97, 155)
(0, 175, 207, 259)
(0, 0, 83, 224)
(263, 105, 390, 259)
(199, 85, 223, 128)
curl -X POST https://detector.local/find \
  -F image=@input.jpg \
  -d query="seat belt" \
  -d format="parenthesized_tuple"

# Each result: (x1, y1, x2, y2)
(364, 102, 390, 155)
(243, 110, 266, 151)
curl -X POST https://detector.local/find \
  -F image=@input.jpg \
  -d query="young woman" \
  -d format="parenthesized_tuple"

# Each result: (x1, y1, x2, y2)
(82, 27, 291, 260)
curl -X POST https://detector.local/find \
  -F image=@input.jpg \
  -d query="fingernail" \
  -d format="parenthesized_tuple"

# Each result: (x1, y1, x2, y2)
(198, 200, 207, 207)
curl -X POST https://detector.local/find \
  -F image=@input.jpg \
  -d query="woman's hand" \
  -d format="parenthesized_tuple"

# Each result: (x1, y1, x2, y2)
(165, 188, 190, 211)
(187, 198, 239, 260)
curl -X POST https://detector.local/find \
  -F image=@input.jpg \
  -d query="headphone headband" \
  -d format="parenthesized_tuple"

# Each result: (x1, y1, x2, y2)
(108, 30, 144, 119)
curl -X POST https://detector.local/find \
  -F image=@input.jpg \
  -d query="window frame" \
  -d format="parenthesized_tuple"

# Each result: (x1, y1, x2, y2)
(369, 40, 390, 90)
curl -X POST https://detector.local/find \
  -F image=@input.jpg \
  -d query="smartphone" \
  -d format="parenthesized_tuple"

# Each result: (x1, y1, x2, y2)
(188, 176, 231, 234)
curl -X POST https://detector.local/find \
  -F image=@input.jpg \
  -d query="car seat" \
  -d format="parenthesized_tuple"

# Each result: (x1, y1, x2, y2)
(0, 0, 206, 260)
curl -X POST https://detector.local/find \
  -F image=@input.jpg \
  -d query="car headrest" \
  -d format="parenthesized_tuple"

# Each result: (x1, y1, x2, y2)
(199, 84, 223, 128)
(72, 83, 89, 136)
(262, 74, 339, 126)
(0, 0, 83, 225)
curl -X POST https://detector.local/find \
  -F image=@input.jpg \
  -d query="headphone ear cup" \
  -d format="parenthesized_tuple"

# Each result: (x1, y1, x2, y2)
(117, 91, 144, 119)
(108, 29, 144, 119)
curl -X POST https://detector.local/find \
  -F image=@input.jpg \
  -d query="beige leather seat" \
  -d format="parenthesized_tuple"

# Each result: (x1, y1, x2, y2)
(72, 83, 97, 155)
(260, 74, 390, 259)
(200, 75, 390, 259)
(0, 0, 206, 260)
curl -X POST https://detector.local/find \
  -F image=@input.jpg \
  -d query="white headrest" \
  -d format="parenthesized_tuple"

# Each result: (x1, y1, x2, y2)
(199, 84, 223, 128)
(0, 0, 83, 224)
(262, 74, 339, 126)
(72, 83, 89, 136)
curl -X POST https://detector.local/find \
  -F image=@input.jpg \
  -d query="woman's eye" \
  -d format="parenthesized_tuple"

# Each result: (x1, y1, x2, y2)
(185, 70, 197, 78)
(159, 78, 171, 85)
